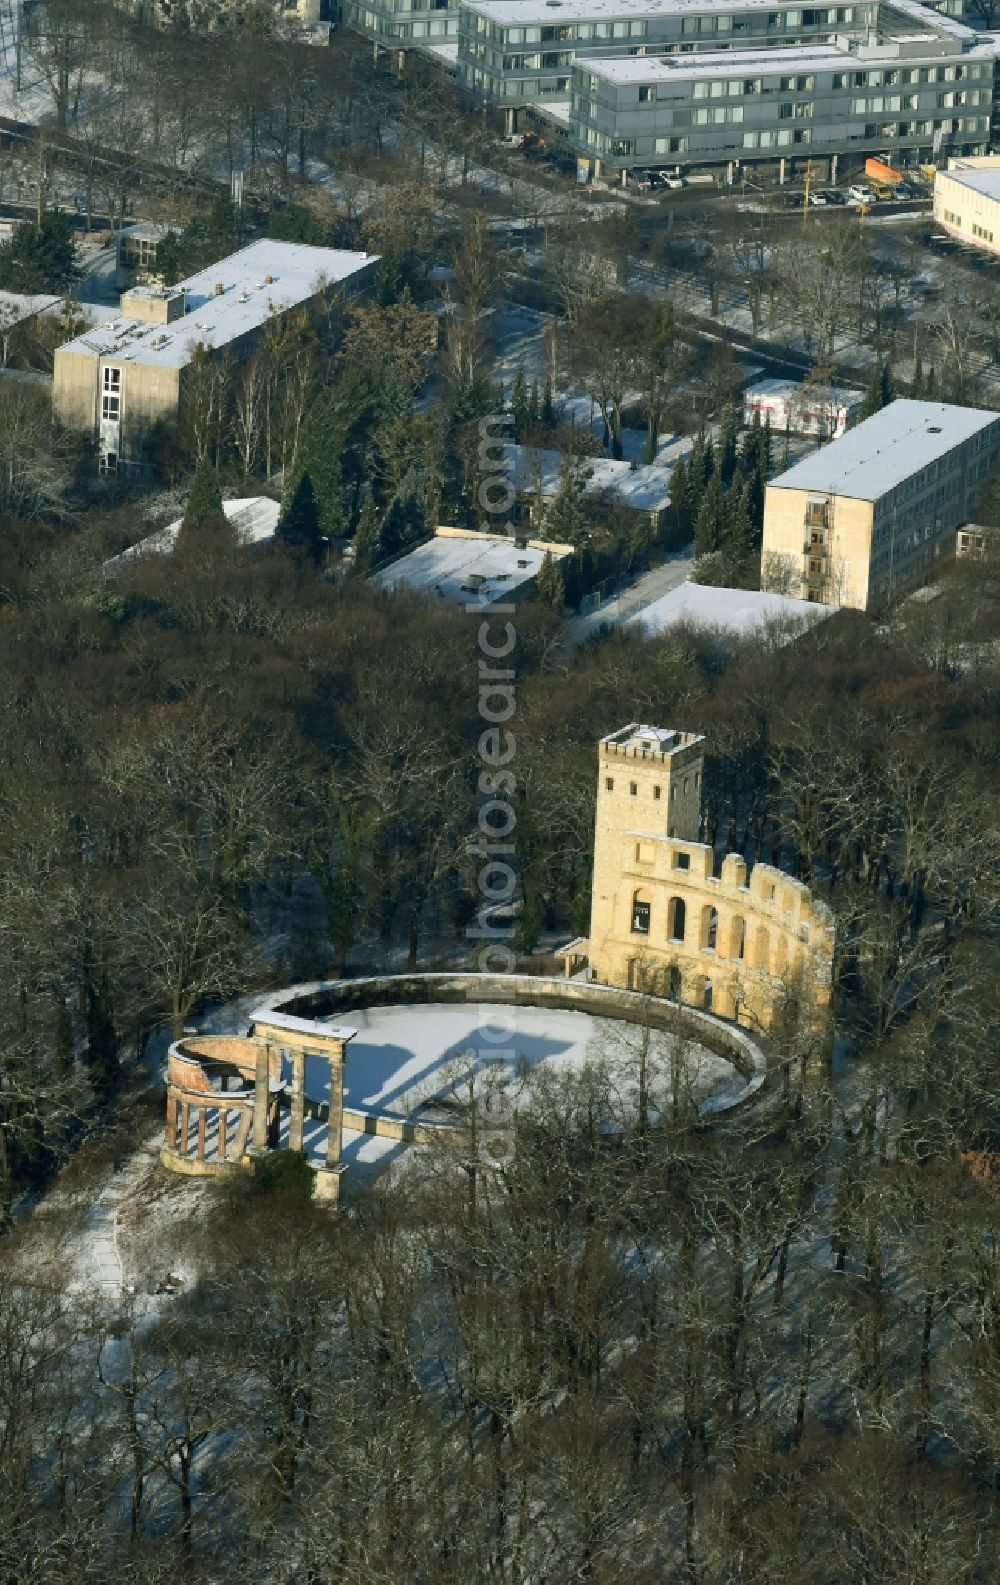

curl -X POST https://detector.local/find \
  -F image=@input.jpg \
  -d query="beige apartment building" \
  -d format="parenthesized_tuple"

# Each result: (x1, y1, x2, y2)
(761, 399, 1000, 610)
(575, 723, 834, 1033)
(934, 156, 1000, 253)
(53, 240, 378, 475)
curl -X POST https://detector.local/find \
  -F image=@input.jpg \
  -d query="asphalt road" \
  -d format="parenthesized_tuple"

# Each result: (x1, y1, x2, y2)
(564, 548, 695, 646)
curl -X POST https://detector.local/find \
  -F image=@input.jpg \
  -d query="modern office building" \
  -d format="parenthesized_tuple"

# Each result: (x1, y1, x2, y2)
(457, 0, 880, 111)
(761, 399, 1000, 610)
(53, 240, 379, 476)
(568, 30, 995, 180)
(345, 0, 462, 54)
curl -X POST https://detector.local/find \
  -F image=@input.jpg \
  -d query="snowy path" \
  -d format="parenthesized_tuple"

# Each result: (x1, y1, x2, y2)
(72, 1136, 162, 1297)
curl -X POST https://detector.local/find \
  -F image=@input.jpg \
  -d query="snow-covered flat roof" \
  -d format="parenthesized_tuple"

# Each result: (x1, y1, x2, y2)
(0, 289, 61, 324)
(57, 240, 378, 371)
(582, 44, 842, 83)
(767, 399, 1000, 501)
(372, 528, 571, 605)
(629, 581, 837, 638)
(466, 0, 853, 21)
(504, 440, 690, 512)
(580, 34, 996, 82)
(940, 164, 1000, 203)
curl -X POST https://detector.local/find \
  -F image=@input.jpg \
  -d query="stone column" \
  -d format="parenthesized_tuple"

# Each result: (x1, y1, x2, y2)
(196, 1107, 207, 1162)
(180, 1102, 190, 1156)
(166, 1092, 177, 1148)
(290, 1046, 306, 1152)
(218, 1109, 228, 1161)
(251, 1039, 270, 1152)
(326, 1044, 345, 1169)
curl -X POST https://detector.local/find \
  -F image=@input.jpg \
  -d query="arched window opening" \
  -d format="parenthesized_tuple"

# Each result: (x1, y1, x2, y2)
(631, 890, 651, 935)
(667, 966, 682, 1003)
(730, 915, 746, 961)
(700, 904, 718, 951)
(702, 978, 713, 1011)
(668, 896, 687, 942)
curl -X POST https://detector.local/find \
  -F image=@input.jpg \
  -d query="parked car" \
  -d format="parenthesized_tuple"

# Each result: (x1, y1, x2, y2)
(784, 192, 805, 208)
(660, 173, 686, 190)
(870, 182, 897, 201)
(630, 169, 658, 192)
(808, 191, 829, 206)
(848, 183, 875, 204)
(823, 189, 848, 205)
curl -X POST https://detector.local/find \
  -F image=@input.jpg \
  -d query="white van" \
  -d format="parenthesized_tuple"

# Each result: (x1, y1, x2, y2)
(848, 183, 874, 204)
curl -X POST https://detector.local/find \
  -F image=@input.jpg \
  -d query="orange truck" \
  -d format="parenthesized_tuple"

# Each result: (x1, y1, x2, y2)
(864, 158, 903, 185)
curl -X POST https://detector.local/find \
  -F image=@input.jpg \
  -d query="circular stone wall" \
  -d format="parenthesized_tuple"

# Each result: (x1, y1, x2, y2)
(253, 974, 767, 1130)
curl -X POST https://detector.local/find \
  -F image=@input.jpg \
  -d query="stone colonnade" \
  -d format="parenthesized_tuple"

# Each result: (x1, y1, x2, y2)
(247, 1011, 357, 1204)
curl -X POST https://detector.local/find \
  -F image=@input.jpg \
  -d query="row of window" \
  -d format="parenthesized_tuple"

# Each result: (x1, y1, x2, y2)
(471, 6, 862, 43)
(577, 121, 987, 155)
(604, 772, 700, 798)
(973, 222, 996, 242)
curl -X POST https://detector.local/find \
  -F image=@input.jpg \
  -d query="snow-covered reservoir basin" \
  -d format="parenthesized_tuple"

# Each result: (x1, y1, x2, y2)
(288, 1002, 750, 1123)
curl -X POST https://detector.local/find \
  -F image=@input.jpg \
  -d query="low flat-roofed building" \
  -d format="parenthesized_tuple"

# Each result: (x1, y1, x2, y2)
(504, 439, 691, 531)
(628, 580, 838, 640)
(371, 525, 572, 606)
(761, 398, 1000, 610)
(101, 496, 282, 575)
(743, 378, 864, 440)
(569, 30, 995, 181)
(53, 239, 379, 475)
(934, 156, 1000, 253)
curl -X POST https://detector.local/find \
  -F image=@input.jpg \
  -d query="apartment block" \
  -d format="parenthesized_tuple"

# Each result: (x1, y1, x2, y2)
(761, 399, 1000, 610)
(53, 240, 378, 476)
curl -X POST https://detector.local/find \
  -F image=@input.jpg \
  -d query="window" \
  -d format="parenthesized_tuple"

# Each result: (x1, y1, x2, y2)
(638, 86, 652, 102)
(605, 777, 614, 791)
(102, 365, 122, 423)
(635, 842, 654, 864)
(673, 851, 691, 870)
(630, 781, 637, 796)
(653, 785, 662, 801)
(667, 897, 687, 941)
(631, 895, 651, 934)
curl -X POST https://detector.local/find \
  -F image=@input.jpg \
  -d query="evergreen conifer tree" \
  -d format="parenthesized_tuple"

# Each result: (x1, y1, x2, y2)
(669, 455, 694, 540)
(353, 491, 381, 573)
(381, 468, 429, 555)
(543, 467, 587, 546)
(722, 481, 755, 575)
(527, 380, 540, 431)
(175, 457, 239, 559)
(541, 376, 555, 429)
(278, 473, 325, 562)
(285, 392, 347, 540)
(534, 550, 566, 610)
(718, 405, 740, 486)
(861, 360, 896, 419)
(512, 366, 530, 442)
(694, 473, 727, 559)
